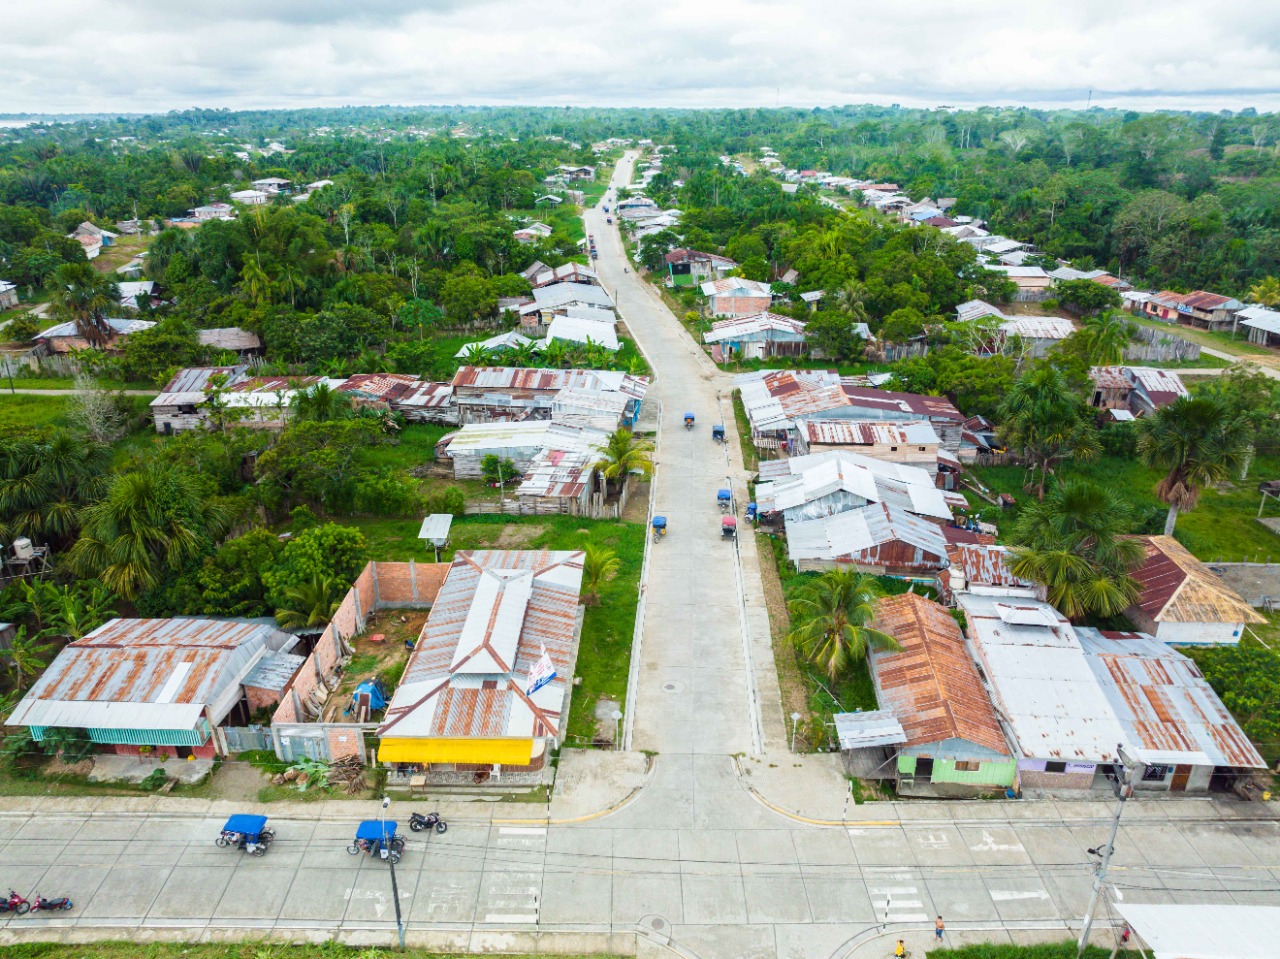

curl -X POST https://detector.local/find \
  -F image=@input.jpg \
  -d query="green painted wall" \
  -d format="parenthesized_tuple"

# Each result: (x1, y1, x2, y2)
(897, 754, 1016, 787)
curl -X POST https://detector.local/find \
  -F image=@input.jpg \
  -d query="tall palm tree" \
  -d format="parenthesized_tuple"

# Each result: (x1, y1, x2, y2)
(0, 431, 110, 546)
(786, 569, 897, 682)
(834, 280, 871, 324)
(1247, 276, 1280, 309)
(275, 575, 341, 630)
(1009, 479, 1144, 620)
(997, 366, 1100, 499)
(581, 546, 621, 606)
(593, 429, 654, 496)
(239, 254, 273, 307)
(69, 465, 232, 600)
(47, 263, 119, 349)
(1138, 395, 1253, 536)
(1076, 311, 1133, 366)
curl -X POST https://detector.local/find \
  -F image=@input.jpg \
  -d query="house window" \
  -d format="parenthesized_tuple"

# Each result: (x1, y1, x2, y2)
(918, 447, 927, 452)
(1045, 761, 1067, 774)
(1142, 764, 1169, 782)
(481, 680, 497, 690)
(954, 761, 980, 772)
(890, 446, 898, 452)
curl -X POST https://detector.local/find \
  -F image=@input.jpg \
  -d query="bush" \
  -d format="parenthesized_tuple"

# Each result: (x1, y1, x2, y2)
(262, 523, 369, 607)
(4, 314, 40, 342)
(423, 486, 466, 517)
(352, 470, 422, 518)
(139, 768, 169, 791)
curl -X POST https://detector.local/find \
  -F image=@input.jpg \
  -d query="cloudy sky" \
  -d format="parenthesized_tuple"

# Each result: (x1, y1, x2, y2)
(5, 0, 1280, 115)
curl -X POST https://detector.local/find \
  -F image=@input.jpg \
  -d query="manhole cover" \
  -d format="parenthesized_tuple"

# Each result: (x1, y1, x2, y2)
(662, 682, 683, 693)
(650, 917, 666, 931)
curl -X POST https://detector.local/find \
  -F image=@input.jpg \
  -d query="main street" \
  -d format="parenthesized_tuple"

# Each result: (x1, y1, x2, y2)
(0, 152, 1276, 959)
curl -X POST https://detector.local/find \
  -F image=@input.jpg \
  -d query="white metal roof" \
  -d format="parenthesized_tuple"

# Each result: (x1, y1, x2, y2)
(37, 317, 155, 340)
(1239, 305, 1280, 335)
(1000, 317, 1075, 340)
(1116, 904, 1280, 959)
(955, 299, 1007, 323)
(545, 314, 619, 351)
(786, 502, 948, 563)
(532, 282, 614, 309)
(445, 420, 609, 456)
(834, 711, 908, 749)
(957, 593, 1129, 763)
(454, 331, 534, 358)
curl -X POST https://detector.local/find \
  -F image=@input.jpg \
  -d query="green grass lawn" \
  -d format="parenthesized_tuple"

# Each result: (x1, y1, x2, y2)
(970, 452, 1280, 562)
(1136, 352, 1233, 369)
(343, 513, 644, 745)
(357, 422, 451, 472)
(5, 375, 155, 391)
(928, 944, 1112, 959)
(0, 394, 72, 431)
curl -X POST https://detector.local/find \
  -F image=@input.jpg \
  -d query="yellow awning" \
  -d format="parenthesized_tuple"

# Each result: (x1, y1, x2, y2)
(378, 736, 534, 765)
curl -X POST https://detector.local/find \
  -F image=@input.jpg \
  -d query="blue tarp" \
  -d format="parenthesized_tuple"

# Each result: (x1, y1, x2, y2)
(652, 516, 667, 529)
(717, 489, 731, 501)
(223, 814, 268, 836)
(355, 820, 397, 841)
(352, 679, 388, 712)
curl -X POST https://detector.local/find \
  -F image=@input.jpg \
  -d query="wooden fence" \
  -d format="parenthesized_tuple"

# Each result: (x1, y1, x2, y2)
(1125, 324, 1201, 363)
(466, 495, 621, 519)
(873, 342, 931, 363)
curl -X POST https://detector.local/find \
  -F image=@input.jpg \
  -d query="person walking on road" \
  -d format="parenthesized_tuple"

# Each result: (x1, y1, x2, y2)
(935, 916, 945, 941)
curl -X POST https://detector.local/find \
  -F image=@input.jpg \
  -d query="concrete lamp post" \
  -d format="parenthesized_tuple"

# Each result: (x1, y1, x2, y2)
(611, 709, 623, 750)
(790, 712, 802, 753)
(382, 795, 407, 951)
(1077, 744, 1143, 958)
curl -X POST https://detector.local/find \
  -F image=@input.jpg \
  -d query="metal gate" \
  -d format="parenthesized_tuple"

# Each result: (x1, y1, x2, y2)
(275, 732, 330, 762)
(222, 725, 270, 752)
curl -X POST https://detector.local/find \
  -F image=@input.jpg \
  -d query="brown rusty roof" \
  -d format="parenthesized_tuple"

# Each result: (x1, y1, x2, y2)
(871, 594, 1009, 755)
(1090, 366, 1131, 391)
(1127, 536, 1265, 625)
(945, 544, 1030, 587)
(841, 386, 965, 423)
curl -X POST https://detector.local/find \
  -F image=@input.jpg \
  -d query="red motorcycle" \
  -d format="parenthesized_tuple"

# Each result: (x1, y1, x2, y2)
(0, 891, 30, 915)
(31, 895, 73, 912)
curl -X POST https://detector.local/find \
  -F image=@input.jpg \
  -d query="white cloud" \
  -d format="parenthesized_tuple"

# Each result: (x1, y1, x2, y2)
(3, 0, 1280, 113)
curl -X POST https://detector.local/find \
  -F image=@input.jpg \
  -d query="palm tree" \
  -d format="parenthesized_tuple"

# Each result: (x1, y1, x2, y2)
(581, 546, 621, 606)
(239, 255, 272, 307)
(291, 382, 351, 423)
(5, 626, 55, 693)
(834, 280, 871, 324)
(593, 429, 654, 496)
(69, 465, 232, 600)
(1138, 395, 1253, 536)
(786, 569, 897, 681)
(997, 366, 1101, 499)
(0, 431, 110, 546)
(1247, 276, 1280, 308)
(1009, 480, 1144, 620)
(47, 263, 119, 348)
(275, 575, 341, 630)
(1076, 311, 1133, 366)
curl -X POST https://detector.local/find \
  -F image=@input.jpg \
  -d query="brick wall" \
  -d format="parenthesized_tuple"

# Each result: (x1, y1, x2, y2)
(244, 684, 283, 714)
(326, 727, 365, 762)
(269, 561, 449, 729)
(110, 742, 217, 760)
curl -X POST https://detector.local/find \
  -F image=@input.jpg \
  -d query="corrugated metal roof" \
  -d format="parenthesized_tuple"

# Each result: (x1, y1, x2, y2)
(833, 710, 907, 749)
(532, 282, 614, 309)
(546, 314, 620, 351)
(1239, 305, 1280, 335)
(444, 420, 609, 456)
(418, 514, 453, 542)
(454, 331, 535, 358)
(955, 299, 1007, 323)
(871, 594, 1010, 755)
(704, 312, 807, 343)
(1127, 535, 1265, 625)
(957, 593, 1128, 762)
(756, 451, 950, 521)
(841, 386, 965, 423)
(1123, 366, 1188, 405)
(798, 419, 940, 447)
(451, 366, 648, 402)
(945, 545, 1032, 589)
(517, 449, 593, 500)
(242, 651, 305, 692)
(157, 366, 244, 396)
(1000, 318, 1076, 340)
(10, 618, 288, 731)
(787, 502, 948, 564)
(700, 277, 772, 296)
(37, 317, 155, 340)
(378, 551, 584, 742)
(392, 381, 453, 410)
(1089, 366, 1131, 390)
(1075, 628, 1265, 769)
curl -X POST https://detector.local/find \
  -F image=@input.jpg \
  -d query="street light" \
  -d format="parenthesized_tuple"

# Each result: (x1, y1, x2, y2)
(381, 795, 407, 951)
(610, 709, 623, 750)
(790, 712, 802, 753)
(1077, 744, 1142, 958)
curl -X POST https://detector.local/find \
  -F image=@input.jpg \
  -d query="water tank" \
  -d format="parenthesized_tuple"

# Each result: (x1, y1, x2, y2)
(12, 538, 33, 560)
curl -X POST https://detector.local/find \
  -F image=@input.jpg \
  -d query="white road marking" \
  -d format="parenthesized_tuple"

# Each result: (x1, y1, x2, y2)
(481, 913, 539, 923)
(971, 830, 1021, 852)
(917, 832, 951, 848)
(990, 890, 1050, 901)
(873, 899, 924, 909)
(498, 827, 547, 836)
(882, 913, 930, 923)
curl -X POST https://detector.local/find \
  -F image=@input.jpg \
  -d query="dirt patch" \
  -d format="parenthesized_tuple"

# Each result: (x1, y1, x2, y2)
(44, 757, 92, 779)
(321, 608, 428, 722)
(622, 481, 651, 523)
(593, 697, 623, 744)
(207, 759, 271, 801)
(494, 523, 546, 548)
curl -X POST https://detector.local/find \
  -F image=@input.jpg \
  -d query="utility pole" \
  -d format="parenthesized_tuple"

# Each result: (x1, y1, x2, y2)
(1077, 745, 1141, 958)
(381, 796, 407, 951)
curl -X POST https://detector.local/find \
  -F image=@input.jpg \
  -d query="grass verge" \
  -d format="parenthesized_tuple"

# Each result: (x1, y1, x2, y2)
(928, 944, 1113, 959)
(731, 389, 758, 472)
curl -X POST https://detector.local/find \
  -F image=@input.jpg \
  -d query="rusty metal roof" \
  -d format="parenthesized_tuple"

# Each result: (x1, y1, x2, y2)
(1089, 366, 1131, 391)
(335, 373, 419, 401)
(10, 618, 287, 731)
(841, 386, 965, 423)
(871, 594, 1010, 756)
(391, 381, 453, 410)
(1127, 536, 1265, 625)
(798, 419, 940, 447)
(945, 544, 1031, 589)
(379, 551, 584, 743)
(1075, 628, 1266, 769)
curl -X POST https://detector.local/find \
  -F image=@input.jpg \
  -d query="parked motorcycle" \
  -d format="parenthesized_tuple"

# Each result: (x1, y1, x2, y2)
(0, 891, 30, 915)
(30, 895, 73, 912)
(409, 811, 448, 834)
